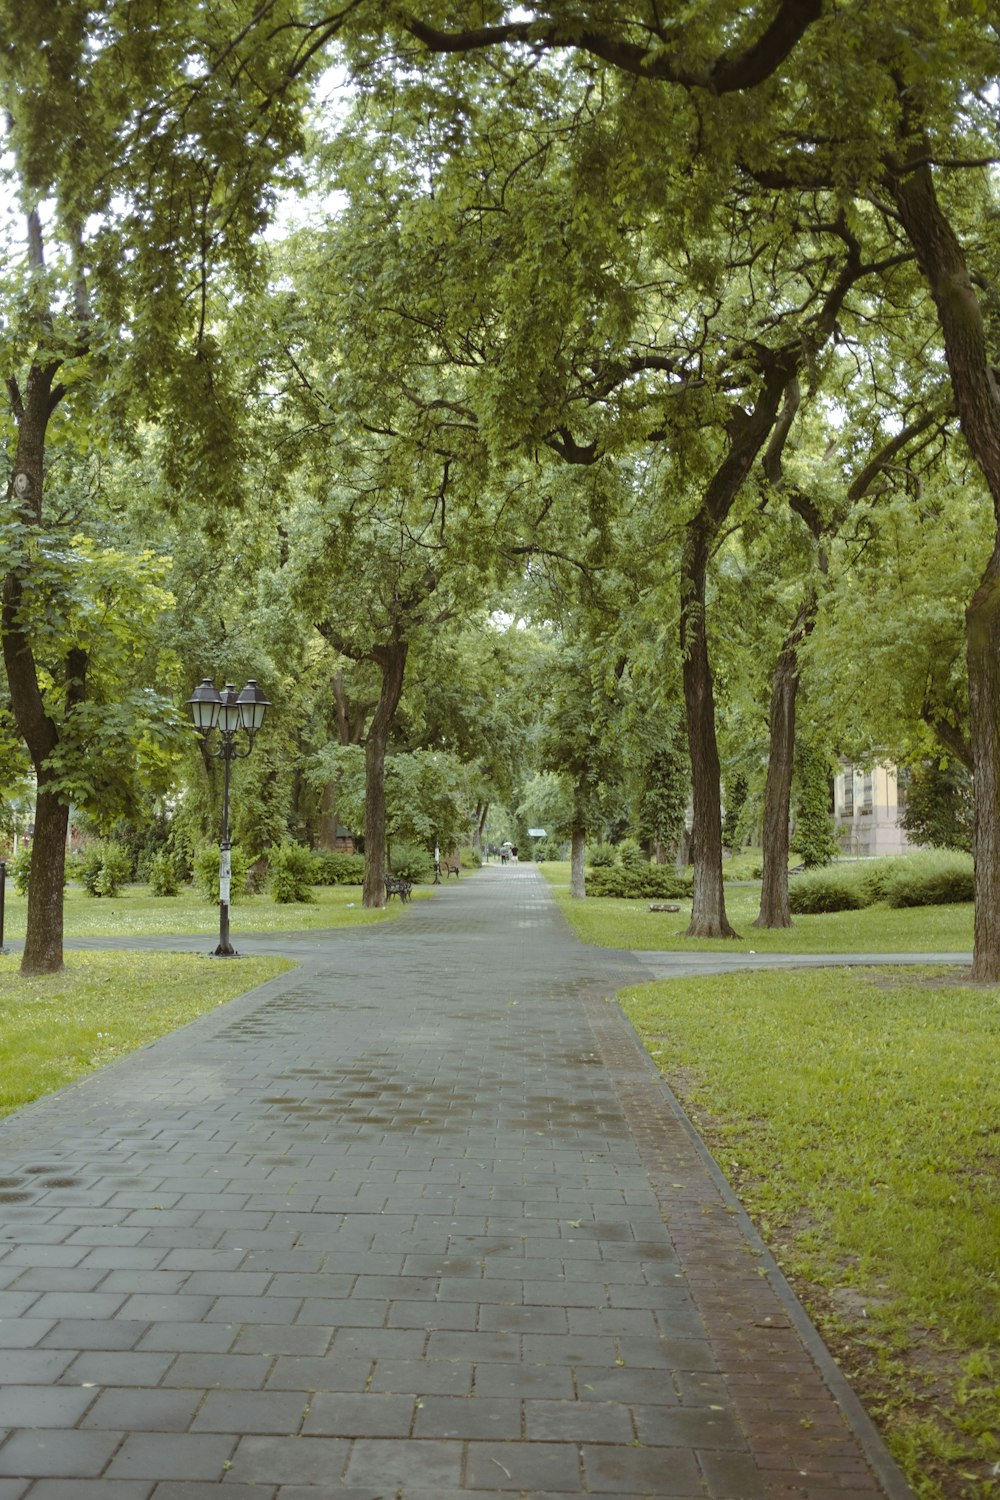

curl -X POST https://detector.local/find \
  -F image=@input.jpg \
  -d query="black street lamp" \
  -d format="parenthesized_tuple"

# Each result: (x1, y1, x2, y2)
(187, 678, 270, 957)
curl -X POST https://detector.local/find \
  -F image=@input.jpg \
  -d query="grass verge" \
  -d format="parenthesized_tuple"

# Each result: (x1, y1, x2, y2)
(537, 862, 973, 952)
(0, 949, 293, 1116)
(0, 882, 426, 940)
(619, 966, 1000, 1500)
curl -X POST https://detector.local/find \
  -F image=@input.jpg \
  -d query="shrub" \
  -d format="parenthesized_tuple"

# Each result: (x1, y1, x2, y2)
(588, 842, 616, 868)
(193, 844, 251, 903)
(882, 852, 974, 908)
(79, 841, 132, 898)
(388, 842, 434, 883)
(586, 865, 693, 900)
(269, 843, 317, 904)
(617, 838, 646, 871)
(534, 838, 565, 862)
(312, 851, 365, 886)
(8, 847, 32, 896)
(148, 851, 181, 897)
(459, 847, 482, 869)
(788, 867, 868, 913)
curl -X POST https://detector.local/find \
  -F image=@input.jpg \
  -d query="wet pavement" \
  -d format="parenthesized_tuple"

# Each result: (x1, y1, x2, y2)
(0, 864, 917, 1498)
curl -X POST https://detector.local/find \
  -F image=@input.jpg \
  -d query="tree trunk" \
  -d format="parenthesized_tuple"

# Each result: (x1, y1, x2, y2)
(569, 823, 586, 898)
(362, 639, 408, 908)
(681, 511, 738, 938)
(754, 603, 811, 928)
(2, 351, 70, 975)
(967, 549, 1000, 981)
(318, 780, 339, 851)
(22, 774, 70, 975)
(890, 155, 1000, 980)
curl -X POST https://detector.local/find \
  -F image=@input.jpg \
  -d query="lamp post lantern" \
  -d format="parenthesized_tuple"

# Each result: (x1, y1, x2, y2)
(187, 678, 270, 956)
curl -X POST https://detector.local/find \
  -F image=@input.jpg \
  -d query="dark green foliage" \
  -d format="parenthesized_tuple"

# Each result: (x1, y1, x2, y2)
(588, 841, 616, 867)
(268, 843, 317, 904)
(789, 852, 974, 913)
(9, 848, 32, 896)
(586, 865, 693, 899)
(148, 851, 180, 897)
(722, 773, 749, 849)
(617, 838, 645, 870)
(534, 837, 565, 861)
(388, 842, 434, 883)
(882, 855, 974, 908)
(312, 851, 366, 885)
(788, 868, 867, 913)
(899, 762, 973, 854)
(791, 747, 838, 868)
(459, 847, 482, 869)
(79, 841, 132, 897)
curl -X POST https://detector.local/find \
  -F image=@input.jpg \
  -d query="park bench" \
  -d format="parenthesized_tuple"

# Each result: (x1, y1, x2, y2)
(442, 861, 460, 879)
(384, 874, 413, 902)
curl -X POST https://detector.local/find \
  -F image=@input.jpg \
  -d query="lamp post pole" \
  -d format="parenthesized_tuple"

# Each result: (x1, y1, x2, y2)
(188, 678, 270, 958)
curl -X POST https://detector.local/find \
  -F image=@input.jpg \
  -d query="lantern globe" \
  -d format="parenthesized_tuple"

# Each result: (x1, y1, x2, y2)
(187, 679, 221, 733)
(237, 679, 271, 735)
(217, 684, 242, 736)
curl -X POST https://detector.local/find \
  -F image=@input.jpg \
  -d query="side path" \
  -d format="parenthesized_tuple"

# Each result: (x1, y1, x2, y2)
(0, 867, 914, 1500)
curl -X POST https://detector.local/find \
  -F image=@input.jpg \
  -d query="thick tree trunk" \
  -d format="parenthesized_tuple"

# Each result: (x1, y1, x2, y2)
(890, 156, 1000, 980)
(967, 550, 1000, 981)
(754, 604, 810, 928)
(318, 781, 339, 851)
(569, 822, 586, 898)
(2, 349, 71, 975)
(22, 775, 70, 975)
(362, 639, 408, 909)
(681, 513, 738, 938)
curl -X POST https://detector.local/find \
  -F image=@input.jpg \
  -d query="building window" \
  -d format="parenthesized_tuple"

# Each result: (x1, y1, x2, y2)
(860, 772, 873, 816)
(843, 765, 854, 817)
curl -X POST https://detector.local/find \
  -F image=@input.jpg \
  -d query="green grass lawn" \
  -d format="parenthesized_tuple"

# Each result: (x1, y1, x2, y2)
(0, 948, 293, 1116)
(0, 881, 426, 940)
(537, 862, 973, 952)
(619, 966, 1000, 1500)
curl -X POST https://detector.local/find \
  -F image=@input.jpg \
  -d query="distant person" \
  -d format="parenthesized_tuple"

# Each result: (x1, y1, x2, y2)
(510, 846, 518, 863)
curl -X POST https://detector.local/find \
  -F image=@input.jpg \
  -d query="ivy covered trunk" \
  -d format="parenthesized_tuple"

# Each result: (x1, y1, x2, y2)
(362, 638, 408, 909)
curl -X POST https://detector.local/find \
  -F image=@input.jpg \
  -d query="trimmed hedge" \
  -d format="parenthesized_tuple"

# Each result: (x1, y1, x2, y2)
(586, 865, 693, 900)
(789, 852, 974, 914)
(788, 868, 867, 914)
(312, 851, 365, 885)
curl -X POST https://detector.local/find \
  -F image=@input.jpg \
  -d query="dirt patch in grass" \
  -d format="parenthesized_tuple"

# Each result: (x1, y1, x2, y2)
(869, 965, 988, 989)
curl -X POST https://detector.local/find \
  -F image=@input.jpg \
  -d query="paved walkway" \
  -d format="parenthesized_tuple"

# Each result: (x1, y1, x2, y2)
(0, 865, 917, 1499)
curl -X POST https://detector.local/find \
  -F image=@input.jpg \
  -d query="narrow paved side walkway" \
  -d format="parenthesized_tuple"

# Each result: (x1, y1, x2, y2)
(0, 866, 914, 1500)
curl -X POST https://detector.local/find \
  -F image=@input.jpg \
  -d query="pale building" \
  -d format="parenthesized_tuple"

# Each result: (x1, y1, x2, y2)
(833, 762, 919, 858)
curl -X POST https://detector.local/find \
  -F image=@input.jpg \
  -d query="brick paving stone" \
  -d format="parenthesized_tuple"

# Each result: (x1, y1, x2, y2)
(0, 1388, 96, 1428)
(0, 1430, 122, 1477)
(26, 1483, 155, 1499)
(302, 1392, 416, 1437)
(135, 1323, 236, 1354)
(225, 1435, 351, 1485)
(190, 1391, 307, 1434)
(0, 1351, 75, 1385)
(0, 867, 915, 1499)
(104, 1432, 237, 1480)
(79, 1389, 203, 1432)
(464, 1440, 582, 1492)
